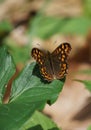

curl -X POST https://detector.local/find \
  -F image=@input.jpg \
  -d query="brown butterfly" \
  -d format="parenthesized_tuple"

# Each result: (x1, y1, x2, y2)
(31, 43, 71, 81)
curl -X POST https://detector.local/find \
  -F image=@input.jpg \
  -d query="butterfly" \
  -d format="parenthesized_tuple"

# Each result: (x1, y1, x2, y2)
(31, 43, 71, 82)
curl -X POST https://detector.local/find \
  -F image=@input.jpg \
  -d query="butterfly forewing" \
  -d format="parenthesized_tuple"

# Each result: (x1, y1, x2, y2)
(31, 48, 54, 81)
(31, 48, 44, 65)
(51, 43, 71, 79)
(52, 43, 71, 57)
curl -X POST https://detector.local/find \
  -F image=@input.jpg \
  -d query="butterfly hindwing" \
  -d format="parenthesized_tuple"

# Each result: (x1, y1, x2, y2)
(31, 48, 54, 81)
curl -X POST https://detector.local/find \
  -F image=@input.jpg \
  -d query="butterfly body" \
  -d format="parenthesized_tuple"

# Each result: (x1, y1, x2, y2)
(31, 43, 71, 81)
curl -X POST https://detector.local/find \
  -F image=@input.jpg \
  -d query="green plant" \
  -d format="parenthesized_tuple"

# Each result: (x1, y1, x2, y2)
(0, 45, 63, 130)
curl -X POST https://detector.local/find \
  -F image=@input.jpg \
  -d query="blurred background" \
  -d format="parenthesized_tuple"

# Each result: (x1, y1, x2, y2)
(0, 0, 91, 130)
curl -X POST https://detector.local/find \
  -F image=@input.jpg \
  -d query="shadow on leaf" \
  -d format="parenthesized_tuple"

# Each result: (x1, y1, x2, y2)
(32, 63, 66, 84)
(32, 63, 51, 84)
(48, 127, 60, 130)
(27, 125, 43, 130)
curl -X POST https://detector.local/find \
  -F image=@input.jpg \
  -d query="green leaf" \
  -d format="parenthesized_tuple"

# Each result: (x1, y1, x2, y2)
(0, 46, 15, 103)
(21, 111, 60, 130)
(0, 59, 64, 130)
(0, 21, 13, 32)
(83, 0, 91, 16)
(0, 21, 13, 41)
(10, 62, 64, 104)
(27, 125, 43, 130)
(29, 16, 91, 40)
(29, 16, 63, 39)
(74, 79, 91, 91)
(60, 17, 91, 35)
(0, 101, 41, 130)
(10, 45, 30, 64)
(6, 39, 30, 64)
(87, 125, 91, 130)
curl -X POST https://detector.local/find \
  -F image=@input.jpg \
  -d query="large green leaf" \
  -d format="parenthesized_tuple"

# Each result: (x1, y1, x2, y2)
(29, 16, 91, 40)
(0, 101, 41, 130)
(29, 16, 63, 39)
(0, 46, 64, 130)
(6, 39, 30, 64)
(0, 46, 15, 103)
(21, 111, 60, 130)
(59, 17, 91, 35)
(10, 62, 64, 104)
